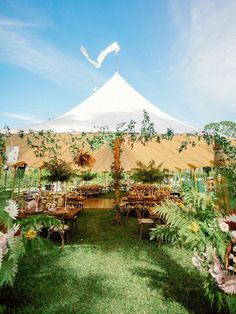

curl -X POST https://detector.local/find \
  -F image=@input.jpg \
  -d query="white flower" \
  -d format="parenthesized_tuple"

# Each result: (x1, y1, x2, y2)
(233, 245, 236, 252)
(218, 221, 229, 232)
(3, 200, 18, 220)
(228, 266, 236, 272)
(229, 253, 234, 260)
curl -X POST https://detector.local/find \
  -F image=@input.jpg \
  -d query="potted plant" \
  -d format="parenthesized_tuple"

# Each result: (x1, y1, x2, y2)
(42, 159, 76, 193)
(131, 160, 171, 185)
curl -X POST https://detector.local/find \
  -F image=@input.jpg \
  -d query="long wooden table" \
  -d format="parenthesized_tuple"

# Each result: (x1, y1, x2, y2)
(18, 207, 81, 220)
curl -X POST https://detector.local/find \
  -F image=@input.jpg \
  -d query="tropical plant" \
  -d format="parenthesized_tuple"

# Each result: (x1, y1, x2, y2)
(79, 171, 97, 182)
(215, 164, 236, 212)
(0, 199, 60, 287)
(42, 159, 76, 191)
(150, 189, 236, 312)
(131, 160, 171, 184)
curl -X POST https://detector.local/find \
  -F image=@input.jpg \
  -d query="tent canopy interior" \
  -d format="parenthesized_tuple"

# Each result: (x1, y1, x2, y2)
(6, 134, 215, 172)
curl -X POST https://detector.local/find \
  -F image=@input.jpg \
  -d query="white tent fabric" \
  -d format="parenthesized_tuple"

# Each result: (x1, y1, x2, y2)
(11, 72, 195, 134)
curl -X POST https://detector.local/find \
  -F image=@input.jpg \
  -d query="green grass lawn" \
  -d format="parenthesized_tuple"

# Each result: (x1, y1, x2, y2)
(0, 209, 216, 314)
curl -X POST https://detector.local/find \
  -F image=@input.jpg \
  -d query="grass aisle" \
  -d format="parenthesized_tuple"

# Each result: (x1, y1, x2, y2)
(0, 209, 213, 314)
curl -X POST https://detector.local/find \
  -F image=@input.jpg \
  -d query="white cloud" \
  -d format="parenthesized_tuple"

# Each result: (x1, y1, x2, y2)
(0, 19, 105, 92)
(3, 112, 42, 123)
(169, 0, 236, 116)
(0, 17, 44, 27)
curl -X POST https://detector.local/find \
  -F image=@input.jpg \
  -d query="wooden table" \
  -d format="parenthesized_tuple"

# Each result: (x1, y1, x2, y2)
(45, 207, 81, 219)
(18, 207, 81, 220)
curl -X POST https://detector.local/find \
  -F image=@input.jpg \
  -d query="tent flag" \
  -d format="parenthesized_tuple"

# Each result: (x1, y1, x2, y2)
(80, 42, 120, 68)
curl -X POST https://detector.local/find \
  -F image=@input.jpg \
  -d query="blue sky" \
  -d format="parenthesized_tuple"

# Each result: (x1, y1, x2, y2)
(0, 0, 235, 130)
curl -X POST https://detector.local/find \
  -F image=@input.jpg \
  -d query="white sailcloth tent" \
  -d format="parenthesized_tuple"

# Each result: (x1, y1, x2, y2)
(13, 72, 195, 134)
(7, 72, 216, 171)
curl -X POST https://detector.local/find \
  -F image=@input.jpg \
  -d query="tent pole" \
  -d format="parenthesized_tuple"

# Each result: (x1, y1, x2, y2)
(12, 166, 17, 196)
(194, 168, 198, 192)
(115, 53, 118, 73)
(104, 171, 108, 192)
(114, 138, 121, 206)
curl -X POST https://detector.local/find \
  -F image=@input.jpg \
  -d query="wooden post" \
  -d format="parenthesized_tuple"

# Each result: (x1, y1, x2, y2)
(114, 138, 121, 206)
(113, 138, 122, 224)
(104, 171, 108, 192)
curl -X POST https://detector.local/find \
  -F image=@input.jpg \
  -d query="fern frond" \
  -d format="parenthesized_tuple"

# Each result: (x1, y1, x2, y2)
(150, 225, 179, 243)
(18, 214, 61, 231)
(8, 236, 25, 260)
(0, 209, 13, 229)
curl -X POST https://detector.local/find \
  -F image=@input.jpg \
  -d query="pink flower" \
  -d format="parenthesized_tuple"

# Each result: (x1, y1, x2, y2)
(209, 257, 224, 285)
(219, 275, 236, 295)
(0, 232, 8, 255)
(218, 221, 229, 232)
(0, 232, 8, 269)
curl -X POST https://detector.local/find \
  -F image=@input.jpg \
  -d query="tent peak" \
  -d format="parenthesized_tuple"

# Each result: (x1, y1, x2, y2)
(9, 73, 196, 134)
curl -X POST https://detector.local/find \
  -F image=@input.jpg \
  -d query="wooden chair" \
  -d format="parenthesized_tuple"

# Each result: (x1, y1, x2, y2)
(47, 214, 69, 249)
(126, 201, 137, 219)
(65, 214, 79, 232)
(136, 205, 155, 241)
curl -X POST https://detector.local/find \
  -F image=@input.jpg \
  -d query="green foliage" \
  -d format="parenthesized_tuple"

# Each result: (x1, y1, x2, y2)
(0, 200, 61, 288)
(0, 208, 13, 229)
(0, 236, 25, 287)
(150, 200, 204, 249)
(0, 132, 6, 165)
(204, 121, 236, 138)
(42, 159, 76, 184)
(203, 121, 236, 161)
(150, 188, 234, 311)
(150, 189, 218, 246)
(18, 214, 61, 232)
(79, 171, 97, 182)
(215, 164, 236, 210)
(131, 160, 171, 184)
(26, 130, 62, 159)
